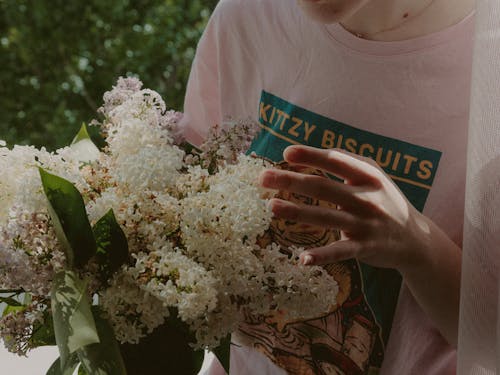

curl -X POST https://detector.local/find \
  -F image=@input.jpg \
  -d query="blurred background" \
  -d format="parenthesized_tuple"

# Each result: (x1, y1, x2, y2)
(0, 0, 219, 150)
(0, 1, 218, 371)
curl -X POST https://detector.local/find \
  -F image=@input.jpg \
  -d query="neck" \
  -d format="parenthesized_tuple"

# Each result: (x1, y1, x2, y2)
(341, 0, 475, 41)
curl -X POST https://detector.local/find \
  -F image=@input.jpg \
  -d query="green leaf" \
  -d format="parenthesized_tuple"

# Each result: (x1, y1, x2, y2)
(30, 311, 56, 347)
(70, 123, 100, 163)
(0, 296, 23, 307)
(0, 293, 31, 318)
(23, 292, 32, 305)
(212, 335, 231, 374)
(181, 141, 202, 154)
(2, 304, 25, 317)
(71, 123, 91, 145)
(165, 309, 204, 373)
(51, 270, 100, 370)
(78, 364, 89, 375)
(0, 289, 25, 294)
(46, 354, 80, 375)
(92, 210, 129, 282)
(119, 314, 204, 375)
(77, 307, 127, 375)
(39, 168, 97, 269)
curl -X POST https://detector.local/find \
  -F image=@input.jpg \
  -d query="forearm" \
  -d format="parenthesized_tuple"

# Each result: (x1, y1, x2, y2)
(400, 214, 462, 347)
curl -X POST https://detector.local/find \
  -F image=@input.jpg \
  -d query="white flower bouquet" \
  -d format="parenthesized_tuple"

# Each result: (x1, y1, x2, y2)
(0, 78, 338, 375)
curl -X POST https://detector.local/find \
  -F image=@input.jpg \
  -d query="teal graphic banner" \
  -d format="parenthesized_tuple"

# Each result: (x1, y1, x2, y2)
(252, 90, 442, 212)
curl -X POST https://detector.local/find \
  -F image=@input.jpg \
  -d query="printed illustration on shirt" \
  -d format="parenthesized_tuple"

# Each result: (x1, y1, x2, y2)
(239, 90, 442, 375)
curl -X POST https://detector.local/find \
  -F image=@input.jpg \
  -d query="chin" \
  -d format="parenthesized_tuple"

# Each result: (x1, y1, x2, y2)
(297, 0, 364, 24)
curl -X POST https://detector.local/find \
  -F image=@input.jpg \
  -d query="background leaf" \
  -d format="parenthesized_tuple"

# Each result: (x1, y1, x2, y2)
(0, 0, 219, 151)
(51, 270, 100, 369)
(39, 168, 97, 269)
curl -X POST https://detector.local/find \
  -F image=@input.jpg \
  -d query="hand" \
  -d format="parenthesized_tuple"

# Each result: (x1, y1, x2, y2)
(259, 145, 431, 273)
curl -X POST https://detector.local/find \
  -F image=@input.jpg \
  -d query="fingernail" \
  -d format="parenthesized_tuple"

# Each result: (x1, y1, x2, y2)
(258, 170, 272, 187)
(266, 199, 274, 211)
(302, 254, 314, 265)
(284, 146, 298, 161)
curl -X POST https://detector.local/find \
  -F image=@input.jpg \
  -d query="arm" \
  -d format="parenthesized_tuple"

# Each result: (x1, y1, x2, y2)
(259, 145, 461, 346)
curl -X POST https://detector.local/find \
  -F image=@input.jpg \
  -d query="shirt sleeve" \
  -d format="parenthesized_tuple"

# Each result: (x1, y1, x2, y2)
(180, 5, 224, 147)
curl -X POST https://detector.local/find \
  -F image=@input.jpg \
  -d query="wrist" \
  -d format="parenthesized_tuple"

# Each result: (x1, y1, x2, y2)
(397, 210, 436, 278)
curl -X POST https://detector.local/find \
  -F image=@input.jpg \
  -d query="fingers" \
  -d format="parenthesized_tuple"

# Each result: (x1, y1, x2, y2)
(283, 145, 382, 186)
(260, 169, 356, 208)
(269, 198, 359, 233)
(300, 240, 361, 266)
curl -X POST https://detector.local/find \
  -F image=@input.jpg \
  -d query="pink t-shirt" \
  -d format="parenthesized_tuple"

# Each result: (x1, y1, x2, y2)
(182, 1, 475, 374)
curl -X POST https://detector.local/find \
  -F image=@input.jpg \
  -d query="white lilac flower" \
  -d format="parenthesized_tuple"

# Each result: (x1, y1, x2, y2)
(98, 76, 143, 118)
(100, 272, 167, 344)
(106, 89, 167, 136)
(181, 155, 274, 246)
(0, 209, 65, 297)
(1, 77, 340, 353)
(159, 110, 185, 145)
(0, 144, 87, 222)
(174, 165, 210, 197)
(128, 246, 218, 322)
(111, 145, 184, 192)
(259, 244, 338, 321)
(197, 118, 262, 169)
(0, 302, 45, 355)
(86, 188, 180, 254)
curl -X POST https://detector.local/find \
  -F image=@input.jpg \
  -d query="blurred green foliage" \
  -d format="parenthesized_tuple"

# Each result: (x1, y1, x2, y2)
(0, 0, 218, 150)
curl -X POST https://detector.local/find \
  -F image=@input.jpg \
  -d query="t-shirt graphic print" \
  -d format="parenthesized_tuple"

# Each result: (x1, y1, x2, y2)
(239, 91, 442, 375)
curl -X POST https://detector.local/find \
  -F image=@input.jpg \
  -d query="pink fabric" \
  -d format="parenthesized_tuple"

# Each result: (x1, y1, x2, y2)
(183, 1, 475, 373)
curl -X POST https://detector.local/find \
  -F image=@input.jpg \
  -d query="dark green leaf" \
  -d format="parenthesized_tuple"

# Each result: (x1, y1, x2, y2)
(46, 353, 80, 375)
(77, 307, 127, 375)
(119, 311, 203, 375)
(0, 296, 23, 307)
(166, 309, 204, 374)
(51, 270, 100, 370)
(92, 209, 129, 282)
(181, 141, 202, 154)
(39, 168, 97, 268)
(212, 335, 231, 374)
(30, 311, 56, 347)
(0, 289, 25, 294)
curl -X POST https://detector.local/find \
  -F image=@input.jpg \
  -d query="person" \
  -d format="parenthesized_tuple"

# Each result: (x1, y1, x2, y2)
(180, 0, 476, 374)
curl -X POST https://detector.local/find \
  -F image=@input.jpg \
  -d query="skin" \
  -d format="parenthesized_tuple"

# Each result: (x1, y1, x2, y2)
(298, 0, 476, 41)
(259, 0, 476, 347)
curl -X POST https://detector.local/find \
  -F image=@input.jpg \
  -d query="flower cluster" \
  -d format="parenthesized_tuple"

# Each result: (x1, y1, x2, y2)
(0, 78, 338, 355)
